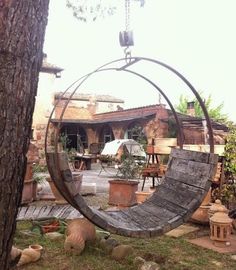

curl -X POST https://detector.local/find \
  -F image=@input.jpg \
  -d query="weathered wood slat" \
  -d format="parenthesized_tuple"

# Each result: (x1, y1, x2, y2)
(136, 201, 181, 231)
(112, 210, 147, 230)
(135, 201, 176, 220)
(103, 210, 147, 237)
(165, 177, 208, 196)
(40, 205, 56, 217)
(164, 169, 212, 189)
(17, 206, 28, 220)
(47, 205, 64, 218)
(17, 205, 82, 220)
(66, 209, 83, 220)
(31, 206, 43, 219)
(53, 205, 69, 218)
(169, 148, 218, 164)
(147, 193, 188, 217)
(46, 153, 77, 208)
(122, 206, 162, 228)
(168, 158, 214, 179)
(58, 205, 72, 219)
(37, 205, 53, 219)
(156, 182, 205, 210)
(24, 206, 36, 219)
(92, 210, 125, 235)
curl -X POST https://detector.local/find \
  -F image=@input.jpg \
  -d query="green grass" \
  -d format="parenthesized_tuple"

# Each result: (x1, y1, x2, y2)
(14, 221, 236, 270)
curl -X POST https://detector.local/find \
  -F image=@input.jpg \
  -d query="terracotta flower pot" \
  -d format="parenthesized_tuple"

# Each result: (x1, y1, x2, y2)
(21, 180, 34, 204)
(46, 173, 83, 204)
(108, 179, 139, 207)
(29, 244, 43, 252)
(46, 176, 67, 205)
(146, 145, 154, 155)
(191, 204, 211, 224)
(135, 191, 152, 204)
(32, 181, 38, 201)
(17, 244, 43, 266)
(24, 162, 33, 181)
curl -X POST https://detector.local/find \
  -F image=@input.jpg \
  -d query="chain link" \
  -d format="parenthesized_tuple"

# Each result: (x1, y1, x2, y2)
(124, 47, 132, 63)
(124, 0, 131, 62)
(125, 0, 130, 31)
(121, 0, 132, 62)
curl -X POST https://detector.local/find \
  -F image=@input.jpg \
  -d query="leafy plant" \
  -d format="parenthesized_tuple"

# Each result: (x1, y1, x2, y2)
(175, 91, 228, 123)
(212, 183, 236, 209)
(117, 153, 141, 180)
(167, 118, 178, 138)
(128, 125, 147, 151)
(32, 163, 46, 184)
(224, 123, 236, 181)
(59, 133, 70, 150)
(59, 133, 76, 158)
(59, 133, 78, 170)
(211, 123, 236, 209)
(66, 0, 117, 22)
(32, 162, 48, 173)
(66, 0, 145, 22)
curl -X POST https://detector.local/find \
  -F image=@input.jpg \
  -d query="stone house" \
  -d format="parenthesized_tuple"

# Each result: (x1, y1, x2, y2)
(32, 56, 228, 160)
(48, 92, 228, 155)
(32, 54, 63, 159)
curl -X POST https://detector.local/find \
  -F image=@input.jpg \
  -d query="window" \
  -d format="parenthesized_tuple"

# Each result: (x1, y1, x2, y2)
(61, 124, 88, 152)
(99, 125, 114, 144)
(126, 122, 146, 143)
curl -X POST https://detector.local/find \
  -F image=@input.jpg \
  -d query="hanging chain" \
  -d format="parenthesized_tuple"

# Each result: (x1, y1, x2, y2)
(124, 0, 131, 62)
(125, 0, 130, 31)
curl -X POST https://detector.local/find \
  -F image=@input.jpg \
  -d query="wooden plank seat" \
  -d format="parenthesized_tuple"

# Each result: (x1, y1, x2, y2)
(46, 148, 218, 238)
(17, 205, 83, 221)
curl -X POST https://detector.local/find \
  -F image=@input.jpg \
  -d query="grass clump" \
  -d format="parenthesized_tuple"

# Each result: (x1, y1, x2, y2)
(14, 221, 236, 270)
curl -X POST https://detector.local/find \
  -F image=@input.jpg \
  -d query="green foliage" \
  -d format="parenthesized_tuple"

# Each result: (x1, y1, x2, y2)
(176, 94, 188, 114)
(15, 221, 236, 270)
(32, 163, 47, 183)
(212, 124, 236, 208)
(59, 133, 70, 150)
(167, 119, 178, 138)
(66, 0, 117, 22)
(31, 218, 67, 235)
(175, 92, 228, 123)
(59, 133, 77, 166)
(32, 163, 48, 173)
(212, 183, 236, 209)
(66, 0, 145, 22)
(224, 123, 236, 180)
(32, 174, 45, 184)
(129, 125, 147, 150)
(118, 154, 141, 180)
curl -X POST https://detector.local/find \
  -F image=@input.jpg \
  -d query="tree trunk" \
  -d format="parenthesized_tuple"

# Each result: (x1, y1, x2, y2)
(0, 1, 49, 269)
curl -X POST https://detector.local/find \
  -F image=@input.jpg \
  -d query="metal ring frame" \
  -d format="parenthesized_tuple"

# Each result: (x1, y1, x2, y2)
(44, 57, 215, 235)
(45, 56, 214, 157)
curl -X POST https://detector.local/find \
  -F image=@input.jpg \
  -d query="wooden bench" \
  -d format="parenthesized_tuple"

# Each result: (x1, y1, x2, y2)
(46, 148, 218, 238)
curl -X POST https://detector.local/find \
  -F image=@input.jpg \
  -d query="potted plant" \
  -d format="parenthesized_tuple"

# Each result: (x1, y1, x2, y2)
(46, 150, 83, 205)
(212, 183, 236, 210)
(108, 154, 140, 207)
(32, 163, 47, 201)
(21, 143, 40, 204)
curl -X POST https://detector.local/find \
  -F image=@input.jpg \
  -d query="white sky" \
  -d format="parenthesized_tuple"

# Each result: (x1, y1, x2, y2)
(44, 0, 236, 122)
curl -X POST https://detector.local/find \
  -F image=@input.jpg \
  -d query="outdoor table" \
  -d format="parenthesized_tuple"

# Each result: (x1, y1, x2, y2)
(74, 154, 93, 170)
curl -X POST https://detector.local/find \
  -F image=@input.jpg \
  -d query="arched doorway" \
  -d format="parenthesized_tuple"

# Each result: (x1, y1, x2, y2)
(61, 124, 88, 152)
(125, 122, 147, 145)
(99, 124, 114, 145)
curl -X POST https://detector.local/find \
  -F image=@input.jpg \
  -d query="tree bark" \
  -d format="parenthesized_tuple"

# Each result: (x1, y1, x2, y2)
(0, 1, 49, 269)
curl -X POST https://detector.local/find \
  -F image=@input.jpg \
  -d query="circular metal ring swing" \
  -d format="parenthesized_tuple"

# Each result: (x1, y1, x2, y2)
(45, 57, 217, 237)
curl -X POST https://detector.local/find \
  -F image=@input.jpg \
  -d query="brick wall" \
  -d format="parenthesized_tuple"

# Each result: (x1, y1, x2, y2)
(55, 102, 93, 120)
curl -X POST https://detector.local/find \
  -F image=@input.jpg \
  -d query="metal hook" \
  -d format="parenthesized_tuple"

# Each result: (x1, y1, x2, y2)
(124, 47, 132, 63)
